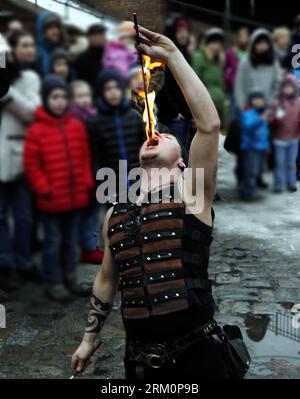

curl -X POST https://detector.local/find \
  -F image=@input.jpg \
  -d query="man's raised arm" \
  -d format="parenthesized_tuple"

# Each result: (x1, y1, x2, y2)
(138, 26, 220, 214)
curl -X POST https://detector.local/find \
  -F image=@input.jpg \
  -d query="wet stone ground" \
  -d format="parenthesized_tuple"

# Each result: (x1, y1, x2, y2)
(1, 139, 300, 379)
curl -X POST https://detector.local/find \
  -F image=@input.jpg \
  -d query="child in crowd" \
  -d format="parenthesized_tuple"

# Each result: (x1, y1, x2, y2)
(130, 64, 162, 132)
(69, 80, 97, 120)
(102, 21, 137, 81)
(69, 80, 103, 264)
(102, 21, 164, 93)
(129, 63, 145, 115)
(239, 89, 270, 201)
(87, 69, 145, 200)
(50, 48, 73, 82)
(269, 74, 300, 193)
(24, 75, 94, 301)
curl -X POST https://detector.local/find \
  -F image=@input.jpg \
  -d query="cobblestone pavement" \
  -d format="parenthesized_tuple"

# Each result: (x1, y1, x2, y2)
(0, 139, 300, 379)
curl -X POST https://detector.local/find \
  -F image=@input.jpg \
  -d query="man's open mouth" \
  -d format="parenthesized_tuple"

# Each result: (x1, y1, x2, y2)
(146, 137, 160, 148)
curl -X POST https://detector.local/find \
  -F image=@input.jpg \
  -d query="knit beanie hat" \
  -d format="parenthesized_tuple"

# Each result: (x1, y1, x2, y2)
(96, 69, 126, 99)
(248, 87, 265, 103)
(43, 13, 62, 32)
(50, 48, 69, 65)
(41, 74, 68, 115)
(204, 28, 225, 45)
(87, 23, 106, 36)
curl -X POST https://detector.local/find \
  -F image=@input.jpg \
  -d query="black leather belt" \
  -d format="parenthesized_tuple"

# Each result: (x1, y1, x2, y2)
(126, 319, 218, 379)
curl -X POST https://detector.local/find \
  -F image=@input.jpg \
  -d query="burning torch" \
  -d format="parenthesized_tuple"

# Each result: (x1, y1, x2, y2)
(133, 13, 159, 146)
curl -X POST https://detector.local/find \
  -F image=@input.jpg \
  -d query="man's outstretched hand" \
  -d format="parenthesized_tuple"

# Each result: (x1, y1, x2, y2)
(71, 340, 95, 374)
(137, 25, 178, 64)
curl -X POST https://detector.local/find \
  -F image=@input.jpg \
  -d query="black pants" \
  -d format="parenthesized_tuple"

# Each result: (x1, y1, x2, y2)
(124, 335, 230, 380)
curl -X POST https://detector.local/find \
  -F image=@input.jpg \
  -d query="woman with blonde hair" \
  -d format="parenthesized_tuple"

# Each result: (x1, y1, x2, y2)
(272, 26, 291, 68)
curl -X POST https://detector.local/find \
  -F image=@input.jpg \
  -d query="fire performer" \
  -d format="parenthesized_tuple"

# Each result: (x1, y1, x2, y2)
(71, 25, 228, 379)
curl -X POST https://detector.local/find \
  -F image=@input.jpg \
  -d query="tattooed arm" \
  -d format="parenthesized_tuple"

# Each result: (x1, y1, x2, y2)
(71, 207, 119, 374)
(84, 294, 112, 335)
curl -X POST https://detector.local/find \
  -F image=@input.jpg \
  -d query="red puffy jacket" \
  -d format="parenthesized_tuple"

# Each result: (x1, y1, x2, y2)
(24, 106, 94, 213)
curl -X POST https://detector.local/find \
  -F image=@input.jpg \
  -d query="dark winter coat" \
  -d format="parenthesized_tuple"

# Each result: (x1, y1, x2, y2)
(74, 46, 105, 90)
(36, 12, 64, 77)
(87, 98, 146, 178)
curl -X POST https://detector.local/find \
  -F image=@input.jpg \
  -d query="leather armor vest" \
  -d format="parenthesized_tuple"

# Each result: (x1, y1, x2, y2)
(108, 185, 214, 320)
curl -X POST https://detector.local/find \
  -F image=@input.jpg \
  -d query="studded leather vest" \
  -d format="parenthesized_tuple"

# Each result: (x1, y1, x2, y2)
(108, 185, 214, 320)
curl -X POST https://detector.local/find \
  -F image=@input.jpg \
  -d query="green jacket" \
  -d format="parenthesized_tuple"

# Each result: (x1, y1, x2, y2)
(192, 46, 226, 119)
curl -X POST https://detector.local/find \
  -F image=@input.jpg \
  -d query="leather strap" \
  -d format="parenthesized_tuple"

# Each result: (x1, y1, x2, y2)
(127, 319, 219, 378)
(120, 268, 185, 289)
(172, 319, 218, 346)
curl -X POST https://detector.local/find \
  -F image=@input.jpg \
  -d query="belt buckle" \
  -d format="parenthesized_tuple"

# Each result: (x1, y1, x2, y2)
(204, 322, 213, 335)
(145, 353, 163, 369)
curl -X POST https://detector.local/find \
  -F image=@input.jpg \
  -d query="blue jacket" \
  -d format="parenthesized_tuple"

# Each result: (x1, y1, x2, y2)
(36, 12, 62, 76)
(240, 108, 270, 151)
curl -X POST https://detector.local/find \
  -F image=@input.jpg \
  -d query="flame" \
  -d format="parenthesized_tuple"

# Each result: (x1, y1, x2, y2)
(143, 91, 156, 142)
(139, 56, 163, 142)
(144, 55, 163, 71)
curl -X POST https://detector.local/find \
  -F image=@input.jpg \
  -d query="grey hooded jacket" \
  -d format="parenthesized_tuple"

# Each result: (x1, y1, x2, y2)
(0, 70, 41, 182)
(234, 28, 282, 110)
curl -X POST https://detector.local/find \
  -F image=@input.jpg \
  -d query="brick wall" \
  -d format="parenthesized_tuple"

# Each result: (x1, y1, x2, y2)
(79, 0, 167, 32)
